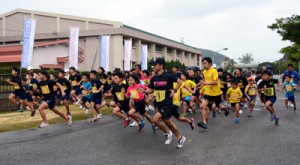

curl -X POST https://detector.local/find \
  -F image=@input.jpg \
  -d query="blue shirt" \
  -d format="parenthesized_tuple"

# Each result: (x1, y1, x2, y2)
(82, 81, 92, 99)
(282, 70, 299, 84)
(284, 81, 295, 96)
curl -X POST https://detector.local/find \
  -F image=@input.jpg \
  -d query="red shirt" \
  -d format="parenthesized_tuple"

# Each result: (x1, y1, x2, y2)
(126, 84, 147, 102)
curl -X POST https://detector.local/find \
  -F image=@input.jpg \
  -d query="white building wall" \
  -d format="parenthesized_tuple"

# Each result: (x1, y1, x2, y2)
(32, 45, 68, 68)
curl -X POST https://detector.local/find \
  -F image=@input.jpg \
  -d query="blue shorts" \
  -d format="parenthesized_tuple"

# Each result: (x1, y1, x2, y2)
(73, 87, 82, 95)
(266, 97, 276, 105)
(13, 91, 27, 100)
(26, 94, 33, 102)
(91, 96, 102, 105)
(285, 94, 295, 102)
(81, 96, 91, 104)
(183, 95, 191, 104)
(59, 93, 70, 101)
(45, 99, 56, 109)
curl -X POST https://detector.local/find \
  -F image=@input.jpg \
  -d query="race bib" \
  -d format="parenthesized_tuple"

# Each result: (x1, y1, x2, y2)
(41, 85, 50, 94)
(130, 90, 139, 99)
(14, 85, 20, 90)
(248, 88, 256, 96)
(264, 87, 274, 96)
(100, 78, 106, 84)
(154, 90, 166, 102)
(286, 85, 293, 92)
(83, 90, 90, 96)
(231, 93, 239, 101)
(116, 92, 124, 101)
(227, 82, 231, 88)
(92, 86, 97, 93)
(72, 81, 77, 86)
(53, 85, 58, 91)
(181, 87, 189, 93)
(62, 85, 67, 91)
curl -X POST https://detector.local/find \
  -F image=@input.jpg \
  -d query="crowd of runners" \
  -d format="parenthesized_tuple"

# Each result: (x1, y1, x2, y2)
(6, 57, 299, 148)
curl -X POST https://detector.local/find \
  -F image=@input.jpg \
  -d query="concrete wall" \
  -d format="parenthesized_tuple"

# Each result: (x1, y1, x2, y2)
(110, 35, 123, 70)
(32, 44, 68, 68)
(60, 18, 86, 32)
(0, 18, 2, 36)
(82, 36, 99, 71)
(34, 15, 57, 33)
(5, 12, 31, 36)
(89, 22, 113, 30)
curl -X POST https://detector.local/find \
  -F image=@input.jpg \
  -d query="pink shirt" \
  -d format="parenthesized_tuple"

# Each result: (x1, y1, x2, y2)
(126, 84, 147, 102)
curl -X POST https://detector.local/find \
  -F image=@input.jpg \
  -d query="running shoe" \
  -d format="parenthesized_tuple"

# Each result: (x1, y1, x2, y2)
(239, 110, 243, 114)
(97, 113, 102, 119)
(177, 136, 186, 149)
(67, 115, 72, 127)
(225, 109, 230, 116)
(294, 107, 297, 112)
(124, 118, 131, 128)
(18, 109, 23, 113)
(31, 109, 36, 117)
(212, 111, 216, 118)
(152, 125, 158, 134)
(39, 122, 49, 128)
(235, 118, 240, 123)
(85, 108, 90, 114)
(165, 131, 173, 144)
(79, 105, 83, 109)
(270, 114, 276, 121)
(90, 118, 98, 122)
(130, 121, 138, 127)
(187, 109, 193, 114)
(248, 114, 253, 117)
(190, 118, 195, 130)
(148, 105, 155, 112)
(140, 118, 145, 128)
(197, 122, 207, 129)
(275, 117, 279, 125)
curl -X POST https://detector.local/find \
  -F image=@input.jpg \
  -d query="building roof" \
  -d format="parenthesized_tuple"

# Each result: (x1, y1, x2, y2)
(40, 64, 64, 69)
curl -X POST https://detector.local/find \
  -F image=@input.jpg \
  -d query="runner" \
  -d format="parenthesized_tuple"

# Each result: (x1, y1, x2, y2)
(244, 77, 258, 117)
(197, 57, 229, 129)
(282, 75, 296, 111)
(89, 70, 106, 122)
(27, 72, 40, 108)
(180, 72, 196, 116)
(233, 68, 248, 105)
(257, 71, 280, 125)
(226, 81, 242, 123)
(21, 77, 36, 117)
(57, 70, 72, 115)
(138, 58, 186, 148)
(69, 67, 82, 104)
(36, 70, 72, 128)
(80, 74, 93, 114)
(125, 74, 156, 133)
(188, 68, 202, 114)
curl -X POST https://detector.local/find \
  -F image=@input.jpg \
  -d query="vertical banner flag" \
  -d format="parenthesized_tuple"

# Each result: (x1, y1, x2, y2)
(68, 27, 79, 69)
(100, 35, 110, 71)
(21, 18, 36, 69)
(141, 44, 148, 70)
(123, 39, 132, 71)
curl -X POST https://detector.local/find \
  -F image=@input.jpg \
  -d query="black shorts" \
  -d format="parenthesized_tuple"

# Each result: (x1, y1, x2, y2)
(26, 94, 33, 102)
(231, 103, 239, 107)
(172, 105, 180, 119)
(158, 105, 172, 120)
(134, 99, 146, 115)
(203, 95, 222, 107)
(192, 91, 200, 97)
(45, 99, 56, 109)
(81, 97, 91, 104)
(119, 101, 130, 113)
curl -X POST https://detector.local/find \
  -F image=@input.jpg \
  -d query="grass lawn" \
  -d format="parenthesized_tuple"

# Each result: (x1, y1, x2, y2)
(0, 104, 112, 133)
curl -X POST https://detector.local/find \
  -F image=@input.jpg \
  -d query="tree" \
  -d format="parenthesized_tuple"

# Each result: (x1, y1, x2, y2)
(238, 53, 254, 64)
(268, 15, 300, 65)
(147, 58, 186, 71)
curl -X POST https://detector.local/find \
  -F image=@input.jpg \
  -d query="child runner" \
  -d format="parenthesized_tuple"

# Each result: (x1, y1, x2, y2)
(110, 72, 131, 127)
(27, 72, 40, 108)
(282, 75, 296, 111)
(89, 70, 106, 122)
(57, 70, 72, 115)
(69, 67, 82, 104)
(226, 81, 242, 123)
(180, 72, 196, 115)
(245, 77, 258, 117)
(80, 74, 92, 114)
(126, 74, 156, 133)
(36, 70, 72, 128)
(258, 71, 280, 125)
(21, 77, 36, 116)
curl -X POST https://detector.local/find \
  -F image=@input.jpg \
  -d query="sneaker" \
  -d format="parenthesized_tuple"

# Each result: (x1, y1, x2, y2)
(138, 120, 145, 132)
(31, 109, 36, 117)
(75, 101, 80, 105)
(148, 105, 155, 112)
(212, 111, 216, 118)
(187, 109, 193, 114)
(294, 107, 297, 112)
(67, 116, 72, 127)
(225, 109, 230, 116)
(140, 118, 145, 128)
(97, 113, 102, 119)
(177, 136, 186, 149)
(270, 114, 276, 121)
(18, 109, 23, 112)
(248, 114, 253, 117)
(79, 105, 83, 109)
(26, 106, 30, 110)
(152, 125, 158, 134)
(165, 131, 173, 144)
(130, 121, 138, 127)
(197, 122, 207, 129)
(235, 118, 240, 123)
(85, 108, 90, 114)
(275, 117, 279, 125)
(190, 118, 195, 130)
(124, 118, 131, 128)
(90, 118, 98, 122)
(39, 122, 49, 128)
(239, 110, 243, 114)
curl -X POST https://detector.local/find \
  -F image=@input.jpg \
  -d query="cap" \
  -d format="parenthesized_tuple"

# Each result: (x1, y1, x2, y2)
(247, 77, 254, 81)
(152, 58, 165, 65)
(27, 66, 33, 71)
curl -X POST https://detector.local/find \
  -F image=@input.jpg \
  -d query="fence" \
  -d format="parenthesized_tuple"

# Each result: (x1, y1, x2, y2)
(0, 74, 20, 112)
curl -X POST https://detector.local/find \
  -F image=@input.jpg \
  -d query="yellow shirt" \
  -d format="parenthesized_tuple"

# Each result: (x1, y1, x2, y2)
(245, 84, 257, 96)
(173, 83, 182, 106)
(226, 87, 242, 103)
(200, 86, 206, 94)
(181, 80, 196, 98)
(203, 68, 223, 96)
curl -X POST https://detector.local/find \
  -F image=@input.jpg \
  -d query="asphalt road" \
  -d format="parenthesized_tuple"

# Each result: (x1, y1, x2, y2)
(0, 90, 299, 165)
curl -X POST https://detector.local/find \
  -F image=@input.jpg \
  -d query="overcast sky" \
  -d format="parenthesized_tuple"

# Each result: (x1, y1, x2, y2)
(2, 0, 300, 63)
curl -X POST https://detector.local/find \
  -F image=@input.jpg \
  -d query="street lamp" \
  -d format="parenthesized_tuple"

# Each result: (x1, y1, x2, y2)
(213, 48, 228, 67)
